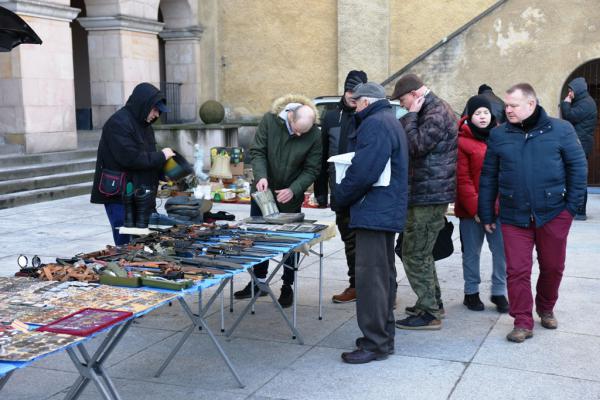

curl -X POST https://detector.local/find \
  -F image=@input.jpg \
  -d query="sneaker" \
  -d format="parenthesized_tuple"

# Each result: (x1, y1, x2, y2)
(574, 214, 587, 221)
(405, 302, 446, 319)
(278, 284, 294, 308)
(506, 328, 533, 343)
(233, 281, 268, 299)
(490, 295, 509, 313)
(463, 293, 484, 311)
(332, 287, 356, 303)
(537, 311, 558, 329)
(395, 313, 442, 330)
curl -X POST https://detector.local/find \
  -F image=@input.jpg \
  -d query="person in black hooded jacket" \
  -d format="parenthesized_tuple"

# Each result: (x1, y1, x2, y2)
(314, 69, 367, 304)
(91, 82, 175, 245)
(560, 77, 598, 220)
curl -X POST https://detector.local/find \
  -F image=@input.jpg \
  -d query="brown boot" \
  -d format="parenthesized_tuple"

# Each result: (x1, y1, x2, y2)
(506, 328, 533, 343)
(537, 311, 558, 329)
(332, 287, 356, 303)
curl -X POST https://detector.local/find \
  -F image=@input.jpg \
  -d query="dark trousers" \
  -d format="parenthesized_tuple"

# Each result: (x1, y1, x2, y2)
(335, 210, 356, 287)
(104, 203, 131, 245)
(250, 199, 297, 285)
(577, 155, 589, 216)
(355, 229, 397, 355)
(501, 210, 573, 330)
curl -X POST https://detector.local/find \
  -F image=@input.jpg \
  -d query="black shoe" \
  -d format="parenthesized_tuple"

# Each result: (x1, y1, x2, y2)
(490, 295, 509, 313)
(395, 313, 442, 330)
(122, 191, 135, 228)
(463, 293, 485, 311)
(233, 281, 268, 299)
(574, 214, 587, 221)
(355, 337, 395, 355)
(341, 348, 388, 364)
(134, 187, 155, 228)
(278, 284, 293, 308)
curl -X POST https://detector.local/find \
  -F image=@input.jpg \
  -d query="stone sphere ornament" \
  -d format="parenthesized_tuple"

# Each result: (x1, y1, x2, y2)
(199, 100, 225, 124)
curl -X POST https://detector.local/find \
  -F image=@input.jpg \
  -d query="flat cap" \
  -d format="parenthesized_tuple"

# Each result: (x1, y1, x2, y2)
(391, 73, 424, 99)
(351, 82, 386, 100)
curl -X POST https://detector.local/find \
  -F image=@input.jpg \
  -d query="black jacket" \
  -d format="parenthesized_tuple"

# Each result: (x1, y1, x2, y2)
(314, 98, 357, 211)
(91, 83, 167, 204)
(400, 92, 458, 206)
(560, 77, 598, 155)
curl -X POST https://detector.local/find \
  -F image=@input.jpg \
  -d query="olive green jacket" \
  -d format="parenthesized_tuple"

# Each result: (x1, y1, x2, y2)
(250, 94, 322, 212)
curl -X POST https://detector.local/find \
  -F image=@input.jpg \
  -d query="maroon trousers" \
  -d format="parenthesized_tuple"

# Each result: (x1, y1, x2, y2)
(501, 210, 574, 330)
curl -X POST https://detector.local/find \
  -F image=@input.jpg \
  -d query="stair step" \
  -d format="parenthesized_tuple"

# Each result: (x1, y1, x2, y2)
(0, 182, 92, 210)
(0, 144, 25, 156)
(0, 158, 97, 181)
(0, 149, 97, 168)
(0, 170, 95, 195)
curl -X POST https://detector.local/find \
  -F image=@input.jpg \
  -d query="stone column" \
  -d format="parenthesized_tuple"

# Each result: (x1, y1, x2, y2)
(337, 0, 390, 91)
(77, 16, 163, 128)
(0, 0, 79, 153)
(160, 26, 203, 123)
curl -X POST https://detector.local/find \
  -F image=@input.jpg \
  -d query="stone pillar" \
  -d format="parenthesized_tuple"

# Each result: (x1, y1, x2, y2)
(160, 26, 203, 122)
(337, 0, 390, 91)
(0, 0, 79, 153)
(77, 16, 163, 128)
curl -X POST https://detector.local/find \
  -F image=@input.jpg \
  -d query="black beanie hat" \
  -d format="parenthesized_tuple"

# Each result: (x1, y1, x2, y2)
(344, 70, 368, 92)
(478, 84, 493, 94)
(466, 95, 492, 116)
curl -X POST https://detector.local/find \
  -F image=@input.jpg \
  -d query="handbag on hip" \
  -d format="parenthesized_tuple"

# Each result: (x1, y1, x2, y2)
(98, 168, 126, 197)
(395, 217, 455, 261)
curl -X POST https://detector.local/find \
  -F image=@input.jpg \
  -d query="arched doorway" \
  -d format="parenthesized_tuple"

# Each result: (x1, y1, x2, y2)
(561, 59, 600, 186)
(71, 0, 92, 130)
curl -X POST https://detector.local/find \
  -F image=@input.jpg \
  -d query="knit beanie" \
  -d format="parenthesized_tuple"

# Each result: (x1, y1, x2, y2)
(391, 73, 424, 99)
(344, 70, 368, 92)
(466, 95, 492, 117)
(478, 84, 493, 94)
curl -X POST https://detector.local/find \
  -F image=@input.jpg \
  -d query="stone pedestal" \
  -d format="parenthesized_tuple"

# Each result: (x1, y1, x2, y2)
(0, 0, 79, 153)
(160, 27, 203, 122)
(77, 16, 163, 128)
(154, 124, 240, 172)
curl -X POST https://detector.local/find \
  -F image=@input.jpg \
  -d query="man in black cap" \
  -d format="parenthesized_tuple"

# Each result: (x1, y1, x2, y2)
(314, 70, 368, 304)
(391, 74, 457, 330)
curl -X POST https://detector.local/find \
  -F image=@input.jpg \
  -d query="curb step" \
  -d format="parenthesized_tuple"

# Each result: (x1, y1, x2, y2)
(0, 182, 93, 209)
(0, 170, 95, 195)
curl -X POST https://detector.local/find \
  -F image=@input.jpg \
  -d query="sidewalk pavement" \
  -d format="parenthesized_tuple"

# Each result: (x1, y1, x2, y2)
(1, 194, 599, 400)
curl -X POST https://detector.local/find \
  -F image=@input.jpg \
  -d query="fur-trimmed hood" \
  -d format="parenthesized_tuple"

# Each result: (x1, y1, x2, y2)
(270, 94, 319, 124)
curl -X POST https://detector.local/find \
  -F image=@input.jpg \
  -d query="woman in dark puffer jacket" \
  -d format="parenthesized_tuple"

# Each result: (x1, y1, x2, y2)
(455, 95, 508, 313)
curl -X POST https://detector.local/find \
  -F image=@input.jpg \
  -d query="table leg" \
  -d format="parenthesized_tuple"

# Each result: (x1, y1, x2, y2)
(0, 371, 14, 392)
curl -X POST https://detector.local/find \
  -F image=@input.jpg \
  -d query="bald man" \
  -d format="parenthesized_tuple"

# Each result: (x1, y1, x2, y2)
(234, 94, 322, 308)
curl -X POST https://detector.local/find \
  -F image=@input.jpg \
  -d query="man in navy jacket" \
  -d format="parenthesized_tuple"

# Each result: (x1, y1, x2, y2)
(335, 82, 409, 364)
(479, 83, 587, 343)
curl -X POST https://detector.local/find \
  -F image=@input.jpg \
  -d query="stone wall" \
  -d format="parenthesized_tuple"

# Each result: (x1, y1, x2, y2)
(218, 0, 338, 116)
(383, 0, 600, 117)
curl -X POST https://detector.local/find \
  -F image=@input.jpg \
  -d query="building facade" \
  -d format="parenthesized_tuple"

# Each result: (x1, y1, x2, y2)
(1, 0, 599, 183)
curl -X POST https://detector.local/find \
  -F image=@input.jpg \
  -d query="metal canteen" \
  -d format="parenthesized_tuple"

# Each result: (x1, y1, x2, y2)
(251, 190, 279, 216)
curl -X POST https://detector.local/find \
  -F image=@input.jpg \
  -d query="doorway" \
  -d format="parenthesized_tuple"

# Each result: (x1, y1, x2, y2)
(561, 59, 600, 186)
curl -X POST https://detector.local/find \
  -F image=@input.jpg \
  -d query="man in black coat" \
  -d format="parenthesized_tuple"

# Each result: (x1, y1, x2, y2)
(560, 77, 598, 220)
(462, 84, 506, 124)
(91, 82, 175, 244)
(314, 70, 367, 304)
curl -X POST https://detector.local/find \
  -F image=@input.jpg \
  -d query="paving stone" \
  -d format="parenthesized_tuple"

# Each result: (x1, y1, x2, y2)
(450, 363, 600, 400)
(255, 346, 465, 400)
